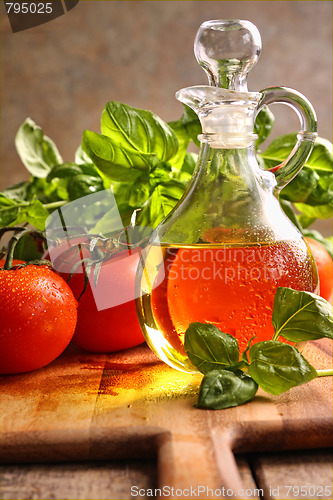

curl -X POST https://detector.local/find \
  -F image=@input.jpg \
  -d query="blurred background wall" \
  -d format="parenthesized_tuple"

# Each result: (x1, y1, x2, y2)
(1, 0, 332, 231)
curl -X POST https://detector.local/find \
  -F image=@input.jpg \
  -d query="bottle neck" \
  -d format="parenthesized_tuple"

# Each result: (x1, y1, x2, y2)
(191, 141, 278, 226)
(196, 141, 259, 179)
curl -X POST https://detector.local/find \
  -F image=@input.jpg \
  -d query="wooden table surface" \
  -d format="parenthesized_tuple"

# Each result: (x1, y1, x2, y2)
(1, 449, 333, 500)
(0, 339, 332, 500)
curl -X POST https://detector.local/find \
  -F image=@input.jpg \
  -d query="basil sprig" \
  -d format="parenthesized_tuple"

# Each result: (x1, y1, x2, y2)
(1, 100, 332, 256)
(184, 287, 333, 410)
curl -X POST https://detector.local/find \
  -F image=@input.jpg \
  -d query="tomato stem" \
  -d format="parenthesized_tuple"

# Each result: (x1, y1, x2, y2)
(2, 228, 47, 270)
(0, 226, 28, 241)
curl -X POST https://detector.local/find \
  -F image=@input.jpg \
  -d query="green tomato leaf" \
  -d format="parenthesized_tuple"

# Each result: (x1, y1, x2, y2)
(82, 130, 158, 182)
(197, 369, 258, 409)
(15, 118, 63, 178)
(272, 287, 333, 342)
(184, 322, 240, 374)
(101, 101, 178, 162)
(254, 106, 275, 148)
(13, 232, 44, 261)
(248, 341, 317, 395)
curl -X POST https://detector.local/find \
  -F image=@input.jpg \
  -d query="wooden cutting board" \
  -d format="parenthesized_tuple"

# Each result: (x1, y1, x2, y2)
(0, 339, 332, 500)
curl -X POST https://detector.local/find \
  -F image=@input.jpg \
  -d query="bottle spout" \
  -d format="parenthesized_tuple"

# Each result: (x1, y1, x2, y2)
(176, 86, 261, 148)
(194, 20, 262, 91)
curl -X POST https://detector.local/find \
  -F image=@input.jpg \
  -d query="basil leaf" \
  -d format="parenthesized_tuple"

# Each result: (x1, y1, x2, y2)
(150, 180, 186, 227)
(172, 152, 197, 182)
(0, 194, 19, 226)
(149, 165, 172, 187)
(248, 341, 317, 395)
(184, 322, 239, 374)
(15, 118, 63, 178)
(180, 152, 197, 176)
(272, 287, 333, 342)
(129, 181, 150, 207)
(0, 194, 49, 231)
(306, 172, 333, 206)
(181, 105, 201, 147)
(295, 202, 333, 221)
(261, 134, 333, 172)
(101, 101, 178, 162)
(254, 106, 275, 148)
(67, 174, 104, 201)
(24, 198, 49, 230)
(1, 182, 30, 202)
(47, 162, 83, 181)
(197, 369, 258, 409)
(82, 130, 158, 182)
(298, 214, 316, 229)
(75, 144, 95, 166)
(306, 137, 333, 172)
(279, 199, 304, 232)
(280, 168, 320, 203)
(168, 119, 191, 171)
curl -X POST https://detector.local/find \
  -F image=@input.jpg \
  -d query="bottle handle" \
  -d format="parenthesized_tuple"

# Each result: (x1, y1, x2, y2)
(256, 87, 317, 189)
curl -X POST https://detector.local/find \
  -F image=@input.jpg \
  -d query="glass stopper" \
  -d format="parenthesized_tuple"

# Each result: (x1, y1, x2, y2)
(194, 20, 262, 91)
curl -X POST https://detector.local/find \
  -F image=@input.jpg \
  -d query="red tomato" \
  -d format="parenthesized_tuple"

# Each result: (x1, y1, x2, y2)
(44, 240, 145, 353)
(0, 264, 78, 374)
(306, 237, 333, 303)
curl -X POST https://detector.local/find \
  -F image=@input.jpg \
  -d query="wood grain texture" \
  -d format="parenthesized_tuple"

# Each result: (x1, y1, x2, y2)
(0, 459, 156, 500)
(0, 457, 261, 500)
(0, 340, 332, 500)
(249, 449, 333, 500)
